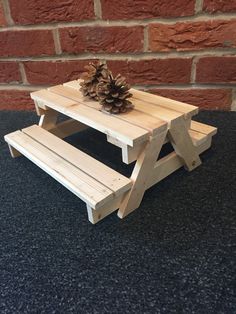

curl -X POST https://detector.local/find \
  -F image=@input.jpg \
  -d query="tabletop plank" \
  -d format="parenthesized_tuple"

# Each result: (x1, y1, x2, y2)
(131, 98, 183, 124)
(69, 80, 192, 124)
(75, 79, 198, 118)
(50, 84, 167, 136)
(31, 89, 149, 146)
(130, 89, 199, 119)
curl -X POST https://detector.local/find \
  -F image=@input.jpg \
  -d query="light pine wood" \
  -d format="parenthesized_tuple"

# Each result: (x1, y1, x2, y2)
(107, 135, 147, 164)
(131, 88, 199, 119)
(168, 118, 201, 171)
(49, 119, 89, 138)
(31, 89, 77, 109)
(31, 89, 150, 146)
(49, 84, 167, 136)
(131, 98, 183, 125)
(8, 144, 21, 158)
(121, 142, 147, 164)
(190, 120, 217, 137)
(5, 131, 114, 209)
(64, 80, 81, 89)
(189, 129, 208, 146)
(118, 130, 168, 218)
(147, 137, 212, 189)
(4, 79, 218, 223)
(87, 195, 123, 224)
(34, 101, 47, 115)
(38, 108, 58, 130)
(22, 125, 132, 197)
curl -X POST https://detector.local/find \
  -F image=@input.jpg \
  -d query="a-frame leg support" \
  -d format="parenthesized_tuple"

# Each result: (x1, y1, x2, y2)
(168, 118, 201, 171)
(118, 130, 168, 219)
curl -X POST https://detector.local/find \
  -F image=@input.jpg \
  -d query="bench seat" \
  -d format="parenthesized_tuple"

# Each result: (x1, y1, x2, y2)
(4, 125, 132, 220)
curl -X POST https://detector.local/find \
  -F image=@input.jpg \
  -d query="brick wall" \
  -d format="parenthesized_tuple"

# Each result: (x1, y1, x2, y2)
(0, 0, 236, 110)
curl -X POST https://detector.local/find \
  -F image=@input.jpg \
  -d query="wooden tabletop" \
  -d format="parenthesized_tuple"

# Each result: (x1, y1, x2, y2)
(31, 80, 198, 147)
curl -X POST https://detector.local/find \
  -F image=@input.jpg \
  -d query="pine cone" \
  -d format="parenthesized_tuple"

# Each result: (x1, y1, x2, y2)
(97, 74, 133, 114)
(80, 61, 110, 100)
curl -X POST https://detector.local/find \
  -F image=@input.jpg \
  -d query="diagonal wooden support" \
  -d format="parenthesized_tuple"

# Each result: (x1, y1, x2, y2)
(34, 100, 58, 130)
(38, 108, 58, 130)
(168, 117, 201, 171)
(118, 129, 168, 218)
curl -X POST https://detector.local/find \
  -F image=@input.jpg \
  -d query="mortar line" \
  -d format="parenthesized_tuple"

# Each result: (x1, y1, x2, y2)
(94, 0, 102, 19)
(0, 49, 236, 62)
(195, 0, 204, 14)
(231, 89, 236, 111)
(52, 28, 62, 55)
(18, 62, 29, 84)
(191, 56, 199, 83)
(0, 13, 236, 31)
(0, 83, 234, 91)
(2, 0, 14, 25)
(143, 25, 149, 52)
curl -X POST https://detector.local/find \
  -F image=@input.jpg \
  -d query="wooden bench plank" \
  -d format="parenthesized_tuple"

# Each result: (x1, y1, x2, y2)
(191, 120, 217, 137)
(31, 89, 149, 146)
(22, 125, 131, 197)
(189, 129, 207, 146)
(5, 131, 114, 209)
(50, 84, 167, 136)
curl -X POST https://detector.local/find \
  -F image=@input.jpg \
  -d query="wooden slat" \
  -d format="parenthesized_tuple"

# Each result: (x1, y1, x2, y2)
(191, 120, 217, 137)
(67, 79, 198, 120)
(4, 131, 114, 209)
(64, 80, 81, 89)
(49, 84, 167, 136)
(64, 80, 184, 126)
(131, 98, 182, 124)
(131, 89, 199, 119)
(31, 89, 149, 146)
(118, 130, 168, 218)
(31, 90, 76, 108)
(22, 125, 131, 197)
(68, 80, 198, 118)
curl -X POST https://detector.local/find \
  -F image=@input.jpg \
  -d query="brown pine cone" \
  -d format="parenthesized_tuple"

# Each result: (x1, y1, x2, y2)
(80, 61, 110, 100)
(97, 74, 133, 114)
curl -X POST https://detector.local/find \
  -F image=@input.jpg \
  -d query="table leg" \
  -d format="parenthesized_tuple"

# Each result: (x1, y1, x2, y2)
(38, 109, 58, 130)
(168, 118, 201, 171)
(118, 130, 167, 219)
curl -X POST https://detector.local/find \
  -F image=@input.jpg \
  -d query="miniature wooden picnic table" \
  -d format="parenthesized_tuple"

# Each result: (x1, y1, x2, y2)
(5, 80, 217, 224)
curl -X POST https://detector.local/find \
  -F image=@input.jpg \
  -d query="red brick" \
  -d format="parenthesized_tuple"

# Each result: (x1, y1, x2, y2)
(0, 1, 6, 26)
(149, 88, 232, 110)
(0, 62, 21, 83)
(0, 30, 55, 57)
(9, 0, 94, 25)
(196, 57, 236, 84)
(149, 20, 236, 51)
(24, 60, 96, 85)
(203, 0, 236, 13)
(60, 26, 144, 53)
(107, 59, 192, 85)
(0, 90, 34, 110)
(101, 0, 195, 19)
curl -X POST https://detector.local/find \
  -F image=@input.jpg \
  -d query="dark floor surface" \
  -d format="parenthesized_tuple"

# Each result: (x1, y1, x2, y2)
(0, 111, 235, 314)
